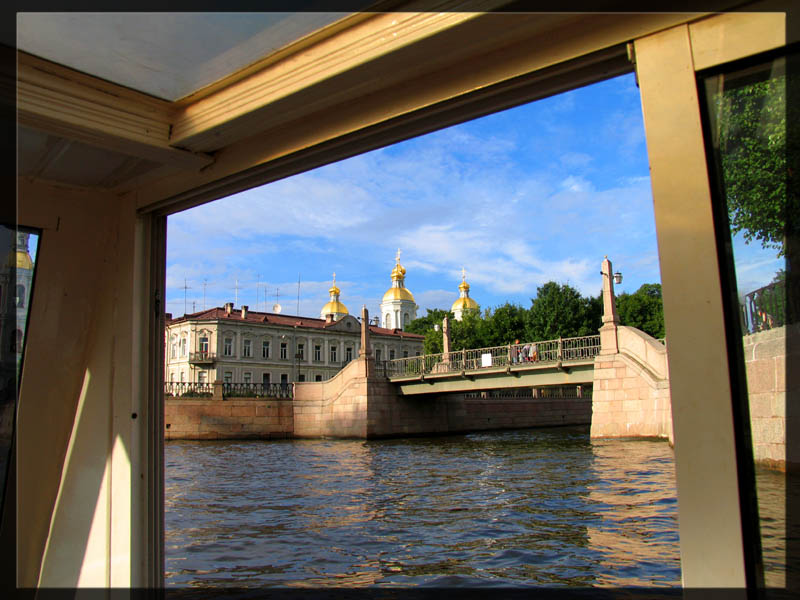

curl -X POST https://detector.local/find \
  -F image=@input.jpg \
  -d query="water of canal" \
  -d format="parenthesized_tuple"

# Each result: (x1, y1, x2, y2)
(164, 427, 789, 589)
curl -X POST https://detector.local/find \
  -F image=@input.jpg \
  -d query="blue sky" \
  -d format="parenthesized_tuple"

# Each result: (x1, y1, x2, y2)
(166, 72, 783, 319)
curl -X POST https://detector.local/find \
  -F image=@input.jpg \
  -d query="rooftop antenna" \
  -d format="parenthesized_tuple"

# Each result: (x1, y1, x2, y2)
(296, 273, 301, 316)
(256, 274, 261, 311)
(192, 301, 196, 312)
(233, 278, 241, 306)
(273, 287, 282, 314)
(202, 279, 207, 310)
(181, 278, 191, 315)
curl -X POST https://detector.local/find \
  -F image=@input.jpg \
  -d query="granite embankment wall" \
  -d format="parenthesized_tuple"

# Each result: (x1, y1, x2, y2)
(743, 323, 799, 470)
(590, 326, 673, 443)
(164, 398, 293, 440)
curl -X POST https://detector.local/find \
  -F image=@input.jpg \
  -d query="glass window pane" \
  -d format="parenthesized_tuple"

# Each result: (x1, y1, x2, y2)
(1, 228, 39, 516)
(700, 51, 798, 590)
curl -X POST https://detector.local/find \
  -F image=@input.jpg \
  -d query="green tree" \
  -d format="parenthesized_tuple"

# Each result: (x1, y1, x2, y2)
(716, 72, 790, 254)
(482, 302, 527, 346)
(422, 328, 444, 355)
(616, 283, 665, 339)
(450, 310, 486, 351)
(405, 308, 452, 336)
(525, 282, 601, 340)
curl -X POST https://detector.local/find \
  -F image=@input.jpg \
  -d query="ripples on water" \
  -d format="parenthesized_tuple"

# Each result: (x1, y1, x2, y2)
(165, 427, 693, 588)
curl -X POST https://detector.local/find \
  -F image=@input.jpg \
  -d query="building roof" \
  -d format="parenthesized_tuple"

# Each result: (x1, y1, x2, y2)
(166, 306, 424, 340)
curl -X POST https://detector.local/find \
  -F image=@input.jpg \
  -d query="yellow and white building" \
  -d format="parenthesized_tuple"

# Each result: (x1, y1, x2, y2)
(380, 250, 418, 330)
(166, 269, 423, 384)
(451, 269, 480, 321)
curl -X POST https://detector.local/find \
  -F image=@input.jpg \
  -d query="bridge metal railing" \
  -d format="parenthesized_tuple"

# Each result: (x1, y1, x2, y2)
(384, 335, 601, 379)
(740, 279, 795, 334)
(223, 382, 293, 399)
(164, 382, 213, 397)
(164, 381, 294, 398)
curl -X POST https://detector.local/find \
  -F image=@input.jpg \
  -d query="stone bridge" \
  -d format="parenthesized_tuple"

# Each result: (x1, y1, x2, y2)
(292, 258, 674, 441)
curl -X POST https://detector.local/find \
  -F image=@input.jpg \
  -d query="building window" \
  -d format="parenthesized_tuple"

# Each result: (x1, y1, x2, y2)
(298, 374, 306, 382)
(198, 371, 207, 384)
(262, 372, 270, 384)
(345, 347, 353, 362)
(224, 337, 233, 356)
(170, 372, 175, 382)
(315, 375, 322, 382)
(280, 373, 288, 384)
(375, 349, 381, 361)
(262, 340, 270, 358)
(415, 351, 420, 357)
(16, 284, 25, 308)
(243, 339, 252, 357)
(404, 313, 410, 327)
(385, 313, 391, 328)
(389, 350, 395, 360)
(180, 337, 187, 356)
(199, 336, 209, 355)
(314, 344, 322, 361)
(224, 371, 232, 384)
(280, 342, 288, 359)
(180, 371, 185, 382)
(170, 336, 177, 359)
(244, 372, 251, 384)
(403, 350, 409, 358)
(330, 345, 338, 362)
(298, 343, 305, 360)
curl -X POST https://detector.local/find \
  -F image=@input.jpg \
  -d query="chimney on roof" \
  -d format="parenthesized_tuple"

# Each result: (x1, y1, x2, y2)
(225, 302, 233, 315)
(325, 313, 334, 324)
(165, 313, 172, 321)
(242, 305, 248, 319)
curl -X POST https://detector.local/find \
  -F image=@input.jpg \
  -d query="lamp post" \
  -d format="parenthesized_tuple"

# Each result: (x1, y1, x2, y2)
(599, 256, 621, 354)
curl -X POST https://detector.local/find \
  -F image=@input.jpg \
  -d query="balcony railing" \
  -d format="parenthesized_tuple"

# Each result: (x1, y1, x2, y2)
(384, 335, 601, 379)
(164, 382, 213, 397)
(188, 351, 216, 364)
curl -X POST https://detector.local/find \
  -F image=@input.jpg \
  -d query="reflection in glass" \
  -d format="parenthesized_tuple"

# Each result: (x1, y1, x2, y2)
(701, 52, 797, 591)
(0, 226, 39, 517)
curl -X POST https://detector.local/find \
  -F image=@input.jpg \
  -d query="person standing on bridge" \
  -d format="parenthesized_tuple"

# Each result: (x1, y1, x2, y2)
(530, 341, 539, 362)
(521, 343, 529, 362)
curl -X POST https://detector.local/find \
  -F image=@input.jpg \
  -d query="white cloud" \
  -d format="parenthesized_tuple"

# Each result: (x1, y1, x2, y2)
(165, 73, 662, 316)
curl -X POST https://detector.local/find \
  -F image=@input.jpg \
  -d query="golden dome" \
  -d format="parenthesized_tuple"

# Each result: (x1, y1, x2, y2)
(8, 250, 33, 270)
(451, 296, 479, 311)
(383, 249, 415, 303)
(321, 299, 348, 316)
(383, 287, 415, 302)
(321, 272, 348, 317)
(458, 279, 470, 293)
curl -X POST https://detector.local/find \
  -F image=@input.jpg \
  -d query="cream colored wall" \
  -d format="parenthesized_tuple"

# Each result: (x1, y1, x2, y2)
(17, 179, 156, 587)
